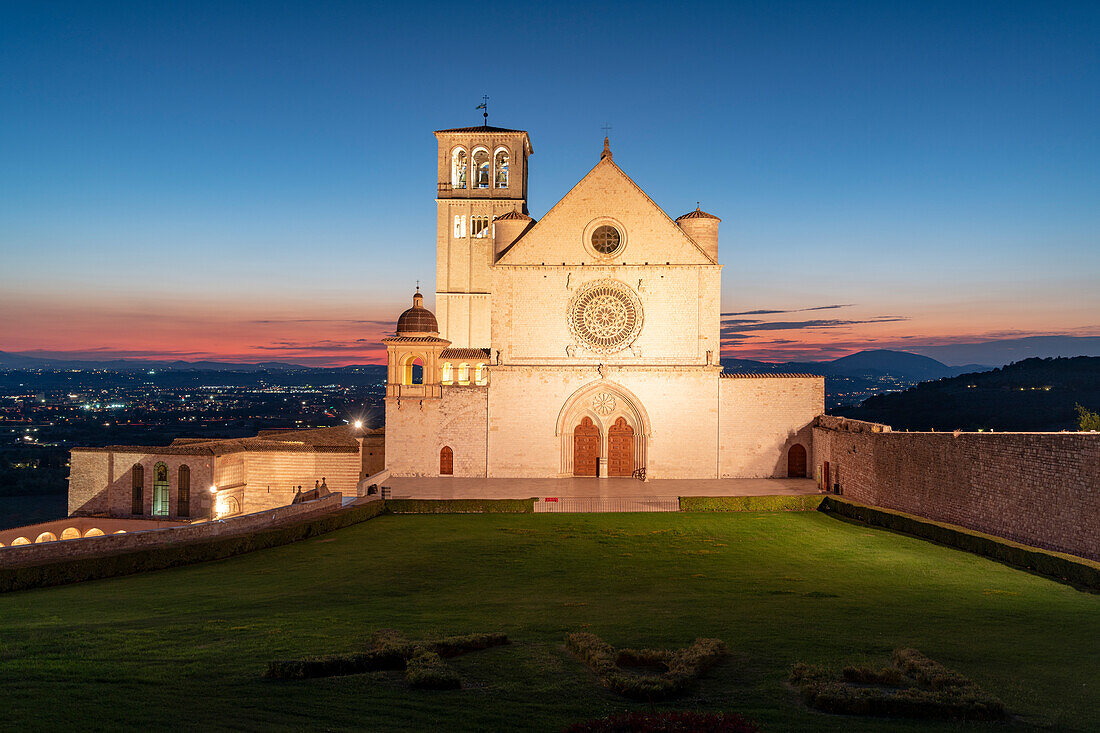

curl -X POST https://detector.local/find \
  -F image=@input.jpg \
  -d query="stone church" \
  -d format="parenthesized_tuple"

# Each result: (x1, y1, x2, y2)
(383, 124, 823, 479)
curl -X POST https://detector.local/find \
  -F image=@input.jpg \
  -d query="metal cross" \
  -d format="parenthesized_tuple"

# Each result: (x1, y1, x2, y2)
(601, 123, 612, 136)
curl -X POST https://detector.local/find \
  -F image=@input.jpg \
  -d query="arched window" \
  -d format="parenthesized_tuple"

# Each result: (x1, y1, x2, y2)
(471, 215, 490, 238)
(440, 446, 453, 475)
(457, 363, 470, 384)
(473, 148, 490, 188)
(60, 527, 81, 540)
(451, 148, 468, 189)
(84, 528, 105, 537)
(178, 464, 191, 517)
(35, 532, 57, 543)
(12, 537, 30, 546)
(495, 148, 509, 188)
(402, 356, 425, 385)
(131, 464, 144, 515)
(474, 363, 487, 385)
(152, 462, 170, 517)
(441, 362, 453, 384)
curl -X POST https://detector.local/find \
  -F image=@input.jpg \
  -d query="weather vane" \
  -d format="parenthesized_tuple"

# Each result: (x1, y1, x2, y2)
(477, 95, 489, 126)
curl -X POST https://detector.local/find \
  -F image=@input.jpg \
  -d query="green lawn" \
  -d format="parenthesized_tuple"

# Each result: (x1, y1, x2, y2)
(1, 512, 1096, 731)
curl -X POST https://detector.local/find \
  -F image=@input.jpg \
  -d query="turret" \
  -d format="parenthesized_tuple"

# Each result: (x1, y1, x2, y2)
(493, 208, 534, 259)
(675, 205, 721, 261)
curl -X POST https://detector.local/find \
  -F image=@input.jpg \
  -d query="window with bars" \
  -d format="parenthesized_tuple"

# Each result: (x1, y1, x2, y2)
(131, 464, 144, 515)
(177, 464, 191, 517)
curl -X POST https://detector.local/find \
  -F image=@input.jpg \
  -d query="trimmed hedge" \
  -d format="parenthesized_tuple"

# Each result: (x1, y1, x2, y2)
(265, 630, 508, 687)
(566, 711, 760, 732)
(679, 495, 823, 512)
(405, 650, 461, 689)
(565, 632, 726, 700)
(384, 498, 535, 514)
(0, 500, 387, 594)
(790, 648, 1007, 721)
(819, 497, 1100, 592)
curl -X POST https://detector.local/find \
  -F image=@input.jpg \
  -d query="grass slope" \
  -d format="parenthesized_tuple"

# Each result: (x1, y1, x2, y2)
(1, 512, 1096, 731)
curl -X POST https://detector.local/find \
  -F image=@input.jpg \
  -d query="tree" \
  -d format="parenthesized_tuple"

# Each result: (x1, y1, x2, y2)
(1076, 404, 1100, 431)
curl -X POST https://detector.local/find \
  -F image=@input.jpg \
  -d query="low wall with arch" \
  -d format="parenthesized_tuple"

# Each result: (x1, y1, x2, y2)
(812, 415, 1100, 561)
(0, 516, 185, 549)
(0, 493, 348, 568)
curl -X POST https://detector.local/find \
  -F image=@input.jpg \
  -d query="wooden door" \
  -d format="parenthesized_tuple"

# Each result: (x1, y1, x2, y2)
(607, 417, 634, 477)
(573, 417, 600, 476)
(787, 443, 807, 478)
(440, 446, 453, 475)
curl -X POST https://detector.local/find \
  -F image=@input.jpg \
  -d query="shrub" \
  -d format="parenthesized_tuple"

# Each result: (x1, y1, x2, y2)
(565, 633, 727, 701)
(405, 650, 461, 690)
(383, 498, 535, 514)
(565, 711, 760, 732)
(265, 630, 508, 687)
(842, 665, 904, 687)
(679, 496, 823, 512)
(790, 648, 1006, 721)
(818, 497, 1100, 592)
(428, 631, 509, 657)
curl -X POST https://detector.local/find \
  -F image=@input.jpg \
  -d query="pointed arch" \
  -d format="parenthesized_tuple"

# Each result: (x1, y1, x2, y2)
(557, 380, 650, 477)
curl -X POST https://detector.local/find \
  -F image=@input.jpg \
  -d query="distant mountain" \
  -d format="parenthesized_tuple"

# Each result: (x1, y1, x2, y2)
(816, 350, 962, 380)
(0, 351, 309, 371)
(832, 356, 1100, 431)
(914, 336, 1100, 367)
(722, 349, 973, 381)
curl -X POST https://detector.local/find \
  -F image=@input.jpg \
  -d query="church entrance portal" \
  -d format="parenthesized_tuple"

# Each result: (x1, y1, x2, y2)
(608, 417, 634, 477)
(573, 417, 600, 476)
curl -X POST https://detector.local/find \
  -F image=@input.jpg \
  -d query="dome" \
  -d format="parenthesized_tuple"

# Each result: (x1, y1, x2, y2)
(676, 204, 721, 222)
(495, 209, 532, 221)
(396, 289, 439, 335)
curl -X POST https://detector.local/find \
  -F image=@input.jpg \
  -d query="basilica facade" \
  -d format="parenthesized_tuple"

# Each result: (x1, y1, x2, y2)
(382, 124, 823, 480)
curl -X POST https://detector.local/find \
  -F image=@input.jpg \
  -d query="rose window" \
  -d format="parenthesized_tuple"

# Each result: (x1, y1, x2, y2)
(568, 280, 643, 353)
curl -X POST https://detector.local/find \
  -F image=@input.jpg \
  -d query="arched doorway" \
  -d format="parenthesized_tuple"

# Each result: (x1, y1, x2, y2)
(573, 417, 600, 476)
(440, 446, 453, 475)
(787, 444, 807, 478)
(608, 417, 634, 477)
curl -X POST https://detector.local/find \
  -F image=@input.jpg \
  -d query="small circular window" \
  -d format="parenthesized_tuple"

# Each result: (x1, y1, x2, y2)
(591, 225, 621, 255)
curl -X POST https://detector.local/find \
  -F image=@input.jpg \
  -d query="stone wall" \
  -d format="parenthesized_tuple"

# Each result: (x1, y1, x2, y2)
(70, 450, 215, 519)
(0, 493, 348, 568)
(813, 416, 1100, 560)
(385, 386, 489, 477)
(719, 376, 823, 478)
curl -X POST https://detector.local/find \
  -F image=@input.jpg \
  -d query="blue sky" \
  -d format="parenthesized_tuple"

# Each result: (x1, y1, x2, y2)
(1, 1, 1097, 364)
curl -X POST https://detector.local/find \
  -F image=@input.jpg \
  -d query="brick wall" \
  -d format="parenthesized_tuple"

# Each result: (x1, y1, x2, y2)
(813, 416, 1100, 560)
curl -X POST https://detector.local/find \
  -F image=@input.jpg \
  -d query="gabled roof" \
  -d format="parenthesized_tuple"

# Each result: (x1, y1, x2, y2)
(496, 152, 719, 266)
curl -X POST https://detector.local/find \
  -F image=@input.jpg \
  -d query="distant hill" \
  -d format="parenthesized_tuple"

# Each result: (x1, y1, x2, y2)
(816, 349, 964, 380)
(722, 349, 975, 380)
(832, 357, 1100, 431)
(0, 351, 312, 371)
(914, 335, 1100, 366)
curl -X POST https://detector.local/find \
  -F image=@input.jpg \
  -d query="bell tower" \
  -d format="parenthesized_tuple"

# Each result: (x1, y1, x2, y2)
(433, 123, 532, 348)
